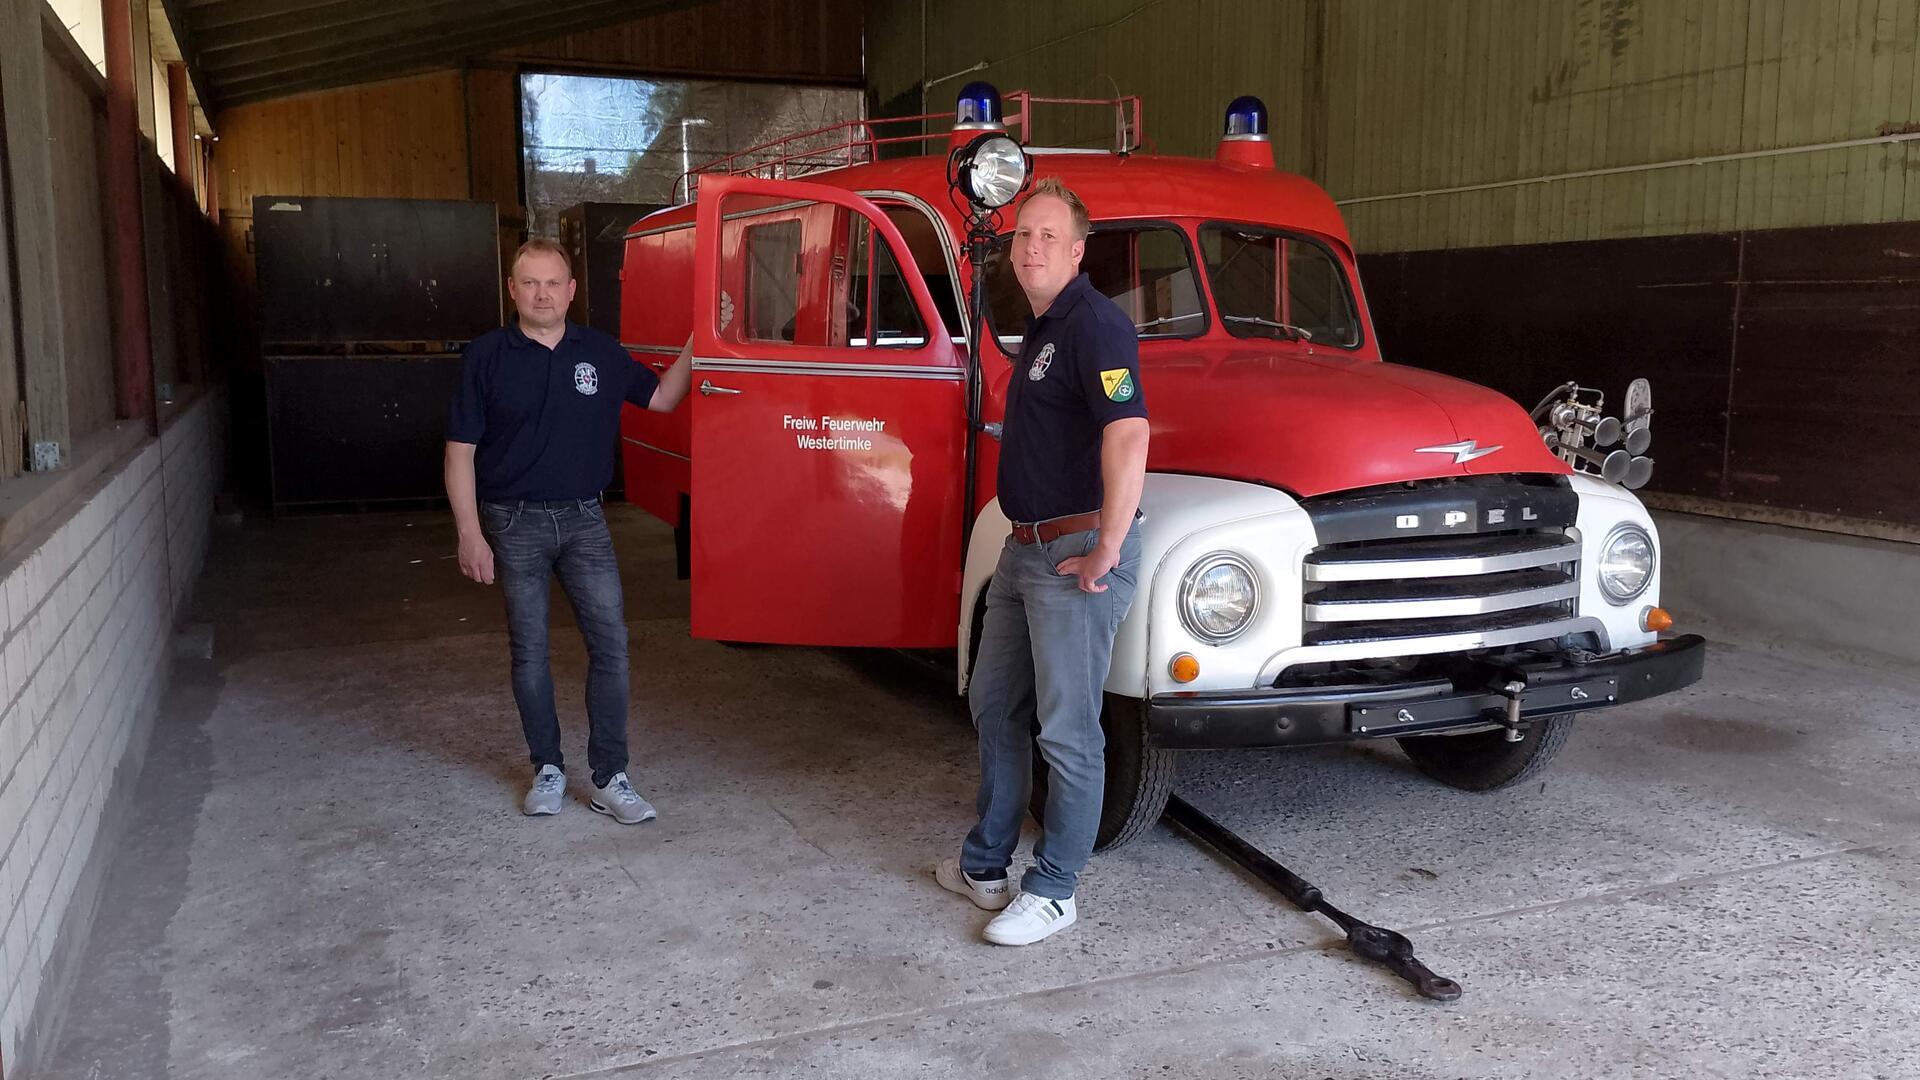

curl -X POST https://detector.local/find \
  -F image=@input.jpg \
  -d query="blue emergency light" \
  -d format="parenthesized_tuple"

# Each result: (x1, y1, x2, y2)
(1224, 96, 1270, 140)
(955, 81, 1004, 130)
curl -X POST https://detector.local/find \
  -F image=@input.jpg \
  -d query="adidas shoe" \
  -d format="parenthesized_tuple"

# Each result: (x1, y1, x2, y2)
(983, 891, 1076, 946)
(934, 857, 1012, 911)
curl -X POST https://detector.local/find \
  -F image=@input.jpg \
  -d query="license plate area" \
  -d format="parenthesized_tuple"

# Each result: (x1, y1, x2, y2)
(1348, 676, 1620, 735)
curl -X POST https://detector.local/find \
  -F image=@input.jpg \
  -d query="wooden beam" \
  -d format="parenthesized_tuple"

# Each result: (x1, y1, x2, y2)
(169, 64, 196, 173)
(196, 0, 571, 54)
(105, 0, 157, 424)
(215, 1, 675, 105)
(200, 0, 681, 77)
(187, 0, 346, 29)
(1, 0, 72, 470)
(0, 43, 24, 480)
(155, 0, 219, 112)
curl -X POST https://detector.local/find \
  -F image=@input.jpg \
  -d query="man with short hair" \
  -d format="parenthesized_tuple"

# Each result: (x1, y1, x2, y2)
(445, 237, 692, 822)
(935, 178, 1150, 945)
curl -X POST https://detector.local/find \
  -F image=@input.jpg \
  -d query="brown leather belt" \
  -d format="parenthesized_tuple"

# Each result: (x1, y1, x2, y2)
(1009, 511, 1103, 545)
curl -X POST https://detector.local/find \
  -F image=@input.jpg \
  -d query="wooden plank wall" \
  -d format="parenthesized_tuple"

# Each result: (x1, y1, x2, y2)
(211, 0, 863, 327)
(1327, 0, 1920, 251)
(872, 0, 1313, 167)
(43, 43, 119, 443)
(1361, 218, 1920, 528)
(214, 70, 472, 310)
(872, 0, 1920, 250)
(213, 0, 863, 236)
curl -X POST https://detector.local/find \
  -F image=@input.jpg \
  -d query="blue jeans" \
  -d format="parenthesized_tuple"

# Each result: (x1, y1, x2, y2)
(963, 521, 1142, 901)
(481, 497, 629, 787)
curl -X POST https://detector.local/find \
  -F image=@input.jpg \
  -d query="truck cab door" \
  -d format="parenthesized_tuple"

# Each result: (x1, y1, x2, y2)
(688, 176, 968, 647)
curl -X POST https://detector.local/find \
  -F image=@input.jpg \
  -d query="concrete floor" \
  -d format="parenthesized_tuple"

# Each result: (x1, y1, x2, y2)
(34, 505, 1920, 1079)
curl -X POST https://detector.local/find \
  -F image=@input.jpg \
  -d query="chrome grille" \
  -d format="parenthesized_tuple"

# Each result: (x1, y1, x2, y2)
(1300, 479, 1581, 651)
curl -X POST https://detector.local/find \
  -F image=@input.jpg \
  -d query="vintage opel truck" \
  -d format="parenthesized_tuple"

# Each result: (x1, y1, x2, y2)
(613, 85, 1705, 849)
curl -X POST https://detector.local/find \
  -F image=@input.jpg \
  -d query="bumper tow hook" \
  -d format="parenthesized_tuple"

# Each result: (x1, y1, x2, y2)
(1497, 680, 1527, 742)
(1165, 795, 1463, 1002)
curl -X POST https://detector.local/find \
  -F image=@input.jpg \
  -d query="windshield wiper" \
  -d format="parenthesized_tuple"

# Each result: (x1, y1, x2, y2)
(1134, 312, 1205, 333)
(1222, 315, 1314, 341)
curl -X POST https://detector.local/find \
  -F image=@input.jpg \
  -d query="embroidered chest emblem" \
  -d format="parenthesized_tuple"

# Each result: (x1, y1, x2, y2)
(573, 362, 599, 395)
(1027, 342, 1056, 382)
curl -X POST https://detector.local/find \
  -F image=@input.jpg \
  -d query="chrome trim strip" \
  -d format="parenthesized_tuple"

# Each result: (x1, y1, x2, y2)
(624, 201, 812, 239)
(692, 356, 964, 381)
(1304, 581, 1580, 622)
(1305, 540, 1582, 582)
(723, 200, 812, 222)
(621, 343, 684, 356)
(622, 436, 690, 462)
(1262, 617, 1610, 677)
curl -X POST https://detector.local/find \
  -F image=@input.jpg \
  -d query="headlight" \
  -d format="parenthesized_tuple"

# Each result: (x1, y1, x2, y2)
(1597, 523, 1655, 604)
(1180, 553, 1258, 642)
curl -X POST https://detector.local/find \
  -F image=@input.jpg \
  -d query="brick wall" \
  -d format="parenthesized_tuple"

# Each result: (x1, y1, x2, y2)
(0, 396, 216, 1069)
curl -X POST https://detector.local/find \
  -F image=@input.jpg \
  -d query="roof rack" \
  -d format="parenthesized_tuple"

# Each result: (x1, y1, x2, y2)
(677, 91, 1143, 201)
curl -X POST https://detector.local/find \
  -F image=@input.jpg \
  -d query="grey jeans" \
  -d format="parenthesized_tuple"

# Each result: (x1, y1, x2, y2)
(962, 521, 1142, 900)
(482, 497, 630, 787)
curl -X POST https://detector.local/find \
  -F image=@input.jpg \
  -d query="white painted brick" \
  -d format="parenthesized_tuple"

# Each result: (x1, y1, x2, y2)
(0, 843, 22, 916)
(23, 798, 52, 868)
(0, 400, 216, 1042)
(0, 775, 25, 846)
(23, 857, 54, 931)
(22, 553, 46, 614)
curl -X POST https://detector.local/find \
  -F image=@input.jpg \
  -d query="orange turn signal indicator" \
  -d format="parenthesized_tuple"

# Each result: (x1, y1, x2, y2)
(1170, 653, 1201, 683)
(1641, 606, 1674, 632)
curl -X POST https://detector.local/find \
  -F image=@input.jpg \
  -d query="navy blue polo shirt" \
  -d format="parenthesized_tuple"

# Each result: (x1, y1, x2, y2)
(997, 273, 1148, 523)
(446, 322, 659, 501)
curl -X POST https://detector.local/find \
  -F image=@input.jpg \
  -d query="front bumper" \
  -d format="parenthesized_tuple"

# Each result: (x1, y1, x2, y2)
(1147, 634, 1706, 749)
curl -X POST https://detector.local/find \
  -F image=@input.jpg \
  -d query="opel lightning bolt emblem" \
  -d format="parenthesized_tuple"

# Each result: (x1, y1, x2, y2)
(1416, 439, 1504, 464)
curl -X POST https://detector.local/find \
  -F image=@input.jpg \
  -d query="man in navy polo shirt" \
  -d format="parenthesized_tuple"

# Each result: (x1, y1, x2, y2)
(444, 237, 691, 823)
(934, 178, 1151, 945)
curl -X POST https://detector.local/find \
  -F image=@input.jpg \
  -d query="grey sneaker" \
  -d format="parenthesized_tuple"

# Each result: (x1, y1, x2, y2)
(523, 765, 565, 816)
(590, 772, 657, 825)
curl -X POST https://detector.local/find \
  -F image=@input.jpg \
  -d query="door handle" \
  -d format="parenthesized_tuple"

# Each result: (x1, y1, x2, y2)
(698, 379, 742, 397)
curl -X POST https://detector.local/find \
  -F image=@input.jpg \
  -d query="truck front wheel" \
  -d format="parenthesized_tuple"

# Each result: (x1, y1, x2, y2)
(1030, 693, 1177, 852)
(1396, 714, 1576, 791)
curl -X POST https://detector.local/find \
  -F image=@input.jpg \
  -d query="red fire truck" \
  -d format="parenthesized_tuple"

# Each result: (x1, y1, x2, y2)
(616, 86, 1705, 849)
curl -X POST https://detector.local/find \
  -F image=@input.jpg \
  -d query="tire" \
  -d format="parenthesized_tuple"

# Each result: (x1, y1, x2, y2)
(1396, 713, 1576, 791)
(1030, 693, 1178, 852)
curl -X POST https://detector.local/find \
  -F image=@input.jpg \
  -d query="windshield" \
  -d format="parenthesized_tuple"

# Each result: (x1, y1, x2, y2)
(1199, 223, 1362, 347)
(986, 222, 1207, 353)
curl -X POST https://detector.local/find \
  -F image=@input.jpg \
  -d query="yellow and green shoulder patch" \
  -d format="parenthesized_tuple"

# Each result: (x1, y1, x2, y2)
(1100, 368, 1136, 403)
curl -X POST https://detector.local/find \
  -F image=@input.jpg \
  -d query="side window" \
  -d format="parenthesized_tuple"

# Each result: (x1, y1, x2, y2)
(843, 215, 929, 348)
(743, 219, 801, 343)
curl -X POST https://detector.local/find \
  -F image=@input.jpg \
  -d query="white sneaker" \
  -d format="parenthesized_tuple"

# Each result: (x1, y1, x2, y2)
(933, 857, 1012, 911)
(590, 772, 657, 825)
(983, 891, 1076, 946)
(523, 765, 565, 816)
